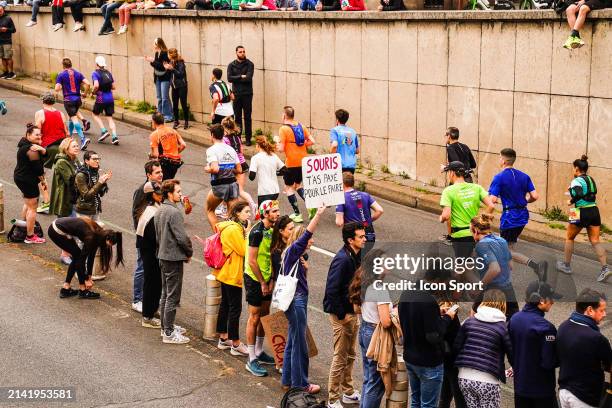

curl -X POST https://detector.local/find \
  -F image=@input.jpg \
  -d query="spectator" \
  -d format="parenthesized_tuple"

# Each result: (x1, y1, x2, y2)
(270, 215, 294, 283)
(13, 124, 46, 244)
(323, 222, 366, 408)
(239, 0, 277, 10)
(557, 288, 611, 408)
(50, 0, 86, 31)
(166, 48, 189, 130)
(438, 296, 465, 408)
(117, 0, 143, 35)
(211, 0, 231, 8)
(51, 0, 65, 31)
(149, 112, 186, 181)
(563, 0, 604, 49)
(0, 5, 16, 80)
(276, 0, 297, 9)
(75, 150, 110, 222)
(209, 67, 233, 125)
(313, 0, 340, 10)
(377, 0, 404, 10)
(68, 0, 88, 31)
(301, 0, 316, 9)
(280, 206, 326, 394)
(330, 109, 359, 174)
(54, 58, 91, 150)
(221, 116, 256, 214)
(25, 0, 50, 27)
(215, 200, 251, 357)
(441, 127, 476, 183)
(131, 160, 163, 313)
(509, 281, 561, 408)
(145, 37, 173, 122)
(135, 181, 163, 329)
(335, 172, 383, 243)
(249, 136, 286, 206)
(340, 0, 365, 10)
(227, 46, 254, 145)
(91, 56, 119, 145)
(557, 155, 610, 282)
(454, 289, 513, 408)
(154, 179, 193, 345)
(98, 0, 124, 35)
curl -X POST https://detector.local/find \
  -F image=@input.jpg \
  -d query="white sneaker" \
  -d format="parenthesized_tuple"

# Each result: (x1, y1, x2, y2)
(217, 338, 232, 350)
(118, 25, 128, 34)
(72, 22, 84, 32)
(160, 325, 187, 337)
(52, 24, 63, 32)
(142, 317, 161, 328)
(327, 400, 343, 408)
(342, 391, 361, 404)
(91, 274, 106, 281)
(162, 330, 190, 344)
(131, 301, 143, 313)
(556, 261, 573, 275)
(26, 20, 37, 27)
(597, 265, 611, 283)
(230, 343, 249, 356)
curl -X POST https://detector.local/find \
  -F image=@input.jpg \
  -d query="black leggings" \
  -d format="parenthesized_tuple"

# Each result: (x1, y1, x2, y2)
(439, 365, 466, 408)
(171, 86, 188, 124)
(51, 5, 64, 25)
(216, 282, 242, 341)
(48, 226, 93, 285)
(141, 247, 162, 319)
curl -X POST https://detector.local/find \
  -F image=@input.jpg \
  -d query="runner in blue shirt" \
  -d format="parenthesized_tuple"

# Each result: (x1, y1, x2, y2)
(54, 58, 91, 150)
(488, 148, 546, 280)
(330, 109, 359, 173)
(335, 172, 383, 242)
(90, 56, 118, 146)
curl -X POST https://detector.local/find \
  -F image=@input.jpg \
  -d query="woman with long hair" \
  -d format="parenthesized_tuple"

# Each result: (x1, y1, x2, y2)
(270, 215, 294, 283)
(348, 249, 392, 408)
(166, 48, 189, 130)
(454, 289, 513, 408)
(557, 155, 609, 282)
(13, 123, 47, 244)
(145, 38, 173, 122)
(221, 116, 256, 214)
(48, 216, 124, 299)
(280, 206, 325, 395)
(249, 135, 286, 206)
(215, 200, 251, 355)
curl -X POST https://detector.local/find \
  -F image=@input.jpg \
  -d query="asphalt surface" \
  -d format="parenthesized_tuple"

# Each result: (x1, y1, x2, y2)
(0, 88, 610, 408)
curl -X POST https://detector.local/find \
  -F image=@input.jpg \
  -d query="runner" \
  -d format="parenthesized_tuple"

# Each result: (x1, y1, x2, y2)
(335, 172, 383, 243)
(91, 56, 119, 145)
(277, 105, 315, 223)
(249, 135, 286, 206)
(330, 109, 359, 174)
(54, 58, 91, 150)
(243, 200, 279, 377)
(149, 112, 186, 181)
(209, 67, 233, 125)
(488, 148, 547, 280)
(556, 155, 610, 282)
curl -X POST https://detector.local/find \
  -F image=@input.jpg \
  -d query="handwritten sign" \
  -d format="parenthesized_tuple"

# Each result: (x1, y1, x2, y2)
(301, 153, 345, 209)
(260, 311, 318, 369)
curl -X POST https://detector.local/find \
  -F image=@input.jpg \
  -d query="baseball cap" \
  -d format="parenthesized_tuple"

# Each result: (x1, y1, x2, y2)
(143, 181, 162, 195)
(443, 161, 465, 173)
(525, 281, 563, 302)
(95, 55, 107, 68)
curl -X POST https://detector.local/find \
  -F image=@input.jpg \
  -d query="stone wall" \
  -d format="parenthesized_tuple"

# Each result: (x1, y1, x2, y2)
(7, 7, 612, 222)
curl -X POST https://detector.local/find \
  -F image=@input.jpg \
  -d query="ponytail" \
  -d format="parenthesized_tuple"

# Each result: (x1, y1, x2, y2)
(256, 135, 276, 155)
(470, 213, 494, 233)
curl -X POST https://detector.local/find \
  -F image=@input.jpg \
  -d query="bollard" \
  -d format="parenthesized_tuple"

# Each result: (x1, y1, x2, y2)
(203, 274, 221, 339)
(0, 184, 4, 234)
(386, 354, 409, 408)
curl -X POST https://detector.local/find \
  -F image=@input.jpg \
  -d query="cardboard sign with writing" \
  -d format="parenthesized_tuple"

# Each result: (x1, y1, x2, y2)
(301, 153, 345, 209)
(260, 311, 318, 369)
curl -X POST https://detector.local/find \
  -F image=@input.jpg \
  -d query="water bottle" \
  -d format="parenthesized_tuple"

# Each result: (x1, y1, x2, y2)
(11, 219, 27, 227)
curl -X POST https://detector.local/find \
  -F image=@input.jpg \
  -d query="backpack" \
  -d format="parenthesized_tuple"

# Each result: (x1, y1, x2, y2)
(280, 388, 326, 408)
(203, 231, 227, 269)
(96, 69, 113, 93)
(7, 221, 44, 243)
(574, 175, 597, 202)
(214, 81, 232, 104)
(289, 123, 306, 147)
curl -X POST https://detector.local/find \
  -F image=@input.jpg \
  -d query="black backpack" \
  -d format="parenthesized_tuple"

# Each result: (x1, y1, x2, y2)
(96, 69, 113, 93)
(280, 388, 326, 408)
(7, 221, 44, 243)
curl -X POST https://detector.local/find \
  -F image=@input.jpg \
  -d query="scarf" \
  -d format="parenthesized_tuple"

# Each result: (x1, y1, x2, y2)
(569, 311, 600, 332)
(136, 204, 160, 237)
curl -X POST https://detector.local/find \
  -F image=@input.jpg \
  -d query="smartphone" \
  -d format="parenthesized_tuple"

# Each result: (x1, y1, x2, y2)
(448, 304, 460, 314)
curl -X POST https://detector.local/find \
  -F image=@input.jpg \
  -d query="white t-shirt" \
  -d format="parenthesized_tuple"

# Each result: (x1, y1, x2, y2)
(250, 151, 285, 196)
(206, 142, 240, 184)
(361, 284, 392, 325)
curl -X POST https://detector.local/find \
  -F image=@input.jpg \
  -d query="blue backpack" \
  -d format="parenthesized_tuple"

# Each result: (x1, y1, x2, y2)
(289, 123, 305, 147)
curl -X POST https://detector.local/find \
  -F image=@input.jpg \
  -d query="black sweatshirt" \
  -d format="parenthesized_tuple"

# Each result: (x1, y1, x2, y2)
(170, 60, 188, 89)
(398, 289, 452, 367)
(380, 0, 405, 10)
(446, 142, 477, 170)
(14, 138, 44, 183)
(0, 14, 16, 45)
(227, 59, 254, 96)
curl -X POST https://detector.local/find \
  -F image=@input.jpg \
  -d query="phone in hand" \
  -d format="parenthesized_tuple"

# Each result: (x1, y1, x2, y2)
(447, 304, 460, 314)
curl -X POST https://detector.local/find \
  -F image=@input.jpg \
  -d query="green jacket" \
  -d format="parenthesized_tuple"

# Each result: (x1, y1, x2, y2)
(49, 153, 77, 217)
(75, 168, 108, 216)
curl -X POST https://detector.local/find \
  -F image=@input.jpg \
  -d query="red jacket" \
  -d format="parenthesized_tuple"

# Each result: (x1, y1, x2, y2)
(341, 0, 365, 9)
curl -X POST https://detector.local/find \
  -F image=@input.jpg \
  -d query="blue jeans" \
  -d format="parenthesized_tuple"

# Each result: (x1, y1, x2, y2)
(281, 295, 309, 388)
(407, 363, 444, 408)
(359, 323, 385, 408)
(101, 2, 121, 29)
(300, 0, 316, 9)
(26, 0, 44, 21)
(155, 80, 173, 121)
(133, 247, 144, 303)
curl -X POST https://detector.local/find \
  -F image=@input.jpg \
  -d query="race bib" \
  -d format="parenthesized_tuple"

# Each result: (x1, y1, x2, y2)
(568, 207, 580, 224)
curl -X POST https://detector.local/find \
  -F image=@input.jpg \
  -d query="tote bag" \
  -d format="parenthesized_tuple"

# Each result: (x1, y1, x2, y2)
(271, 256, 299, 312)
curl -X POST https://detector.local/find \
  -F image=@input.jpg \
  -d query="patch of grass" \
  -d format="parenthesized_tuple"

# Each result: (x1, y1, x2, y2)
(135, 101, 157, 115)
(381, 165, 390, 174)
(366, 170, 374, 177)
(428, 178, 438, 187)
(541, 206, 569, 222)
(356, 181, 366, 192)
(415, 187, 436, 195)
(601, 224, 612, 235)
(548, 222, 567, 231)
(399, 171, 411, 180)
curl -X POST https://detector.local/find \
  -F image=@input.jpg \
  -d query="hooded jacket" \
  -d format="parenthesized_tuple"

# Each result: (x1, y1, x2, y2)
(454, 306, 513, 383)
(227, 59, 254, 96)
(49, 153, 77, 217)
(213, 220, 246, 287)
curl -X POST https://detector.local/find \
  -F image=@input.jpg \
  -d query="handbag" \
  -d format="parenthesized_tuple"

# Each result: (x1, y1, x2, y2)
(601, 368, 612, 408)
(271, 256, 300, 312)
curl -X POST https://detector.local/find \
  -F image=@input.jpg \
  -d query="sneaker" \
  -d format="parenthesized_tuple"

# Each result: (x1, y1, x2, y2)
(59, 287, 79, 298)
(26, 20, 37, 27)
(111, 136, 119, 146)
(36, 201, 50, 214)
(289, 213, 303, 223)
(304, 384, 321, 394)
(78, 290, 101, 299)
(24, 235, 46, 244)
(256, 351, 275, 365)
(131, 301, 143, 313)
(98, 130, 111, 142)
(81, 138, 91, 150)
(60, 256, 72, 265)
(533, 260, 548, 282)
(307, 208, 317, 220)
(563, 35, 575, 50)
(0, 71, 7, 79)
(91, 274, 106, 281)
(217, 338, 232, 350)
(117, 25, 128, 35)
(142, 317, 161, 328)
(4, 72, 16, 80)
(327, 401, 343, 408)
(245, 359, 268, 377)
(556, 260, 573, 275)
(72, 22, 84, 32)
(597, 265, 611, 283)
(173, 121, 180, 129)
(342, 391, 361, 404)
(160, 325, 187, 337)
(571, 36, 585, 48)
(82, 119, 91, 132)
(162, 330, 190, 344)
(102, 27, 115, 35)
(230, 343, 249, 356)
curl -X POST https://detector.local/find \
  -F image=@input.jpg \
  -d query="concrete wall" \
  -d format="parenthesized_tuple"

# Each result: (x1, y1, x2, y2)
(8, 8, 612, 221)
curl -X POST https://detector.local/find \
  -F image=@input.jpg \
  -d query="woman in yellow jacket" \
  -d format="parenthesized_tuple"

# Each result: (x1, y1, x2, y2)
(215, 200, 252, 356)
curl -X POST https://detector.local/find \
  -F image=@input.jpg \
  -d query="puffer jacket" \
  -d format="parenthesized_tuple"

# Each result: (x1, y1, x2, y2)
(213, 220, 246, 287)
(453, 306, 514, 383)
(49, 153, 77, 217)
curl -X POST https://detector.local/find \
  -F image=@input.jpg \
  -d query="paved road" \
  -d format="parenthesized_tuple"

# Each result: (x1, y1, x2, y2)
(0, 88, 610, 407)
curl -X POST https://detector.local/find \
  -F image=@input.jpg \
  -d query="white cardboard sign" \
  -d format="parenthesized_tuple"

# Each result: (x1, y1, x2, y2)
(301, 153, 345, 209)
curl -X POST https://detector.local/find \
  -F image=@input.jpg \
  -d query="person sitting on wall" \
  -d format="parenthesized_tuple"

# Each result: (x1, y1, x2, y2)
(377, 0, 405, 10)
(563, 0, 608, 49)
(340, 0, 365, 8)
(310, 0, 340, 9)
(239, 0, 277, 9)
(277, 0, 297, 9)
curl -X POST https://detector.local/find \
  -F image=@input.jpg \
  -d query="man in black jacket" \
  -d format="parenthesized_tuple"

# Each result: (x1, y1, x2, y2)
(442, 127, 476, 183)
(323, 222, 366, 407)
(227, 45, 254, 146)
(0, 5, 16, 80)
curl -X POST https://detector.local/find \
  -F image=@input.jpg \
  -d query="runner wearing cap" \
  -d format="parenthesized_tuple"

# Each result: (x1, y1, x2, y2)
(508, 281, 561, 408)
(91, 56, 118, 145)
(243, 200, 280, 377)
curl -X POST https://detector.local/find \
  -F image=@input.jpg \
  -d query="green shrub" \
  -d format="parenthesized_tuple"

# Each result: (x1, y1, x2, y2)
(381, 165, 390, 174)
(49, 72, 59, 84)
(135, 101, 157, 114)
(399, 171, 410, 180)
(541, 206, 569, 222)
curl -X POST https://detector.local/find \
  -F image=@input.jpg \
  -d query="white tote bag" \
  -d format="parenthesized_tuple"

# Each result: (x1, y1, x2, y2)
(271, 257, 300, 312)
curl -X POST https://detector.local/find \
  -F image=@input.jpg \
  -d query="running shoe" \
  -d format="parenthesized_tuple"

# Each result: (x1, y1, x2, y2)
(78, 290, 101, 299)
(81, 138, 91, 150)
(556, 260, 573, 275)
(59, 287, 79, 298)
(217, 338, 232, 350)
(256, 351, 275, 365)
(111, 136, 119, 146)
(24, 235, 45, 244)
(245, 359, 268, 377)
(342, 391, 361, 404)
(571, 36, 585, 48)
(98, 130, 111, 142)
(162, 330, 190, 344)
(597, 265, 611, 283)
(289, 213, 303, 223)
(36, 201, 50, 214)
(230, 343, 249, 356)
(142, 317, 161, 328)
(563, 35, 575, 50)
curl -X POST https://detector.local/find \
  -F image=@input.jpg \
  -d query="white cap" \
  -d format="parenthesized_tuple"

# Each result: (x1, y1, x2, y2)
(95, 56, 107, 68)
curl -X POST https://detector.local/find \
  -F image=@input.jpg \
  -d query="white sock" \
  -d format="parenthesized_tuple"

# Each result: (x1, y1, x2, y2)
(255, 336, 265, 356)
(247, 344, 256, 362)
